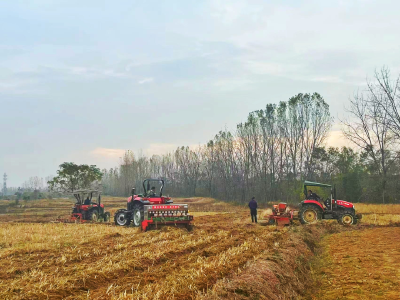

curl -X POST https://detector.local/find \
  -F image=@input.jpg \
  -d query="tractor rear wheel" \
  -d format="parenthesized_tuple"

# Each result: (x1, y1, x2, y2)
(268, 217, 276, 225)
(132, 203, 144, 227)
(338, 213, 357, 225)
(299, 204, 322, 224)
(114, 211, 131, 226)
(88, 210, 99, 222)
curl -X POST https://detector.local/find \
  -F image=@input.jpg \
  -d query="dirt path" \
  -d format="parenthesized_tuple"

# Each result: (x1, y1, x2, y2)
(309, 227, 400, 300)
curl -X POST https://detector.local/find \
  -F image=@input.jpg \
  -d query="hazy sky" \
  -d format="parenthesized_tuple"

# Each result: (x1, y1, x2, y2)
(1, 0, 399, 186)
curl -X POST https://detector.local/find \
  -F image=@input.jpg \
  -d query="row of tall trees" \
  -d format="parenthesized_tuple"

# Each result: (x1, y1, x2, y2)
(102, 68, 400, 204)
(102, 93, 334, 202)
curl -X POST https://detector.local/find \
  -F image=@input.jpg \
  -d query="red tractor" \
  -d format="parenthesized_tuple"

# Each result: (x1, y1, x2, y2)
(114, 179, 193, 231)
(299, 181, 362, 225)
(68, 190, 110, 222)
(266, 181, 362, 226)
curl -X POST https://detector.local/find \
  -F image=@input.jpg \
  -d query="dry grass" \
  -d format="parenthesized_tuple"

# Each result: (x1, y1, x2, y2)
(1, 197, 400, 299)
(354, 203, 400, 214)
(0, 196, 327, 300)
(307, 227, 400, 300)
(0, 212, 286, 299)
(353, 203, 400, 225)
(0, 196, 128, 223)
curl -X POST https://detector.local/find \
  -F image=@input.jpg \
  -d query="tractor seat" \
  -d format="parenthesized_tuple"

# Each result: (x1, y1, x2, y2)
(324, 199, 331, 209)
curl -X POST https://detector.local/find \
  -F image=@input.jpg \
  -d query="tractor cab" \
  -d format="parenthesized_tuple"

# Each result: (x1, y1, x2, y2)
(299, 181, 362, 225)
(71, 190, 110, 222)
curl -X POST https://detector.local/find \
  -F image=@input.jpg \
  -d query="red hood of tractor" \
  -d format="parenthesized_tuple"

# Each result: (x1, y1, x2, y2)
(302, 199, 354, 210)
(75, 203, 104, 210)
(336, 200, 354, 208)
(128, 195, 172, 204)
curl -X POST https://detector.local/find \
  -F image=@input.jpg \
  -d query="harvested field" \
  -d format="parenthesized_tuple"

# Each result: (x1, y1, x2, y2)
(0, 197, 243, 223)
(1, 197, 400, 299)
(0, 211, 327, 299)
(354, 203, 400, 214)
(307, 227, 400, 300)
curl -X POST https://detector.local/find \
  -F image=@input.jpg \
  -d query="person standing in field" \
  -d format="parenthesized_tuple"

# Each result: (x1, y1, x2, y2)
(248, 197, 258, 223)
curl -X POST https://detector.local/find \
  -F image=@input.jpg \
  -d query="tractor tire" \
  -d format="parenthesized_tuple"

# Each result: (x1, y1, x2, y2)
(88, 210, 99, 222)
(299, 204, 322, 225)
(132, 203, 144, 227)
(338, 213, 357, 225)
(103, 212, 111, 222)
(114, 211, 131, 226)
(268, 217, 276, 225)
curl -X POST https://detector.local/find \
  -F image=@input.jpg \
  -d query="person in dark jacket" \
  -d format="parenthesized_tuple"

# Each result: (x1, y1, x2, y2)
(307, 190, 320, 201)
(248, 197, 258, 223)
(84, 197, 91, 205)
(148, 186, 156, 197)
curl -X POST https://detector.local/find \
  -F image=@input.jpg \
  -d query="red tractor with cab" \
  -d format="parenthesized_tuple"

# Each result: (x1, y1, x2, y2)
(114, 179, 193, 231)
(69, 190, 110, 222)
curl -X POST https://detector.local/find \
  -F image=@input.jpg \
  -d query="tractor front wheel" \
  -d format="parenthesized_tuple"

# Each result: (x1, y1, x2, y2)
(132, 204, 144, 227)
(299, 204, 322, 225)
(338, 213, 357, 225)
(114, 211, 131, 226)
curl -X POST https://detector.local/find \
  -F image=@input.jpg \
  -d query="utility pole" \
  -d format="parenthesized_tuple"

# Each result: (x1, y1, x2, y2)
(3, 173, 7, 196)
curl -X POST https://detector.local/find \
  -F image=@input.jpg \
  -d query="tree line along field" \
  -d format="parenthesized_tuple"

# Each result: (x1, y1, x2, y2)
(0, 197, 399, 299)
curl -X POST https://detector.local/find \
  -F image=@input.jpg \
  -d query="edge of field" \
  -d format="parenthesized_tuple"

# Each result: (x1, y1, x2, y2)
(197, 222, 346, 300)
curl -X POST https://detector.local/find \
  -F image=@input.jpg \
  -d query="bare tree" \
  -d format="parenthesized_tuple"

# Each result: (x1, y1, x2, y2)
(341, 89, 392, 203)
(370, 67, 400, 139)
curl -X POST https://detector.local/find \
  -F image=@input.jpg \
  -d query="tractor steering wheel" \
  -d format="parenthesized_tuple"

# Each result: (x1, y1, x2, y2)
(324, 198, 331, 207)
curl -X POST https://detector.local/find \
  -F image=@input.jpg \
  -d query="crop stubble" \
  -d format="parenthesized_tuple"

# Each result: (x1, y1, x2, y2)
(308, 227, 400, 300)
(1, 198, 400, 299)
(0, 212, 296, 299)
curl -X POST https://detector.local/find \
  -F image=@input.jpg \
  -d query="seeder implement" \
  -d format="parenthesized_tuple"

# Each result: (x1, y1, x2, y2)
(141, 204, 193, 231)
(267, 203, 296, 226)
(56, 214, 92, 223)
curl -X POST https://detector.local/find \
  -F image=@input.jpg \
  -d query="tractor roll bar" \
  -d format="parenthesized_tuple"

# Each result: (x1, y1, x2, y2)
(143, 179, 165, 197)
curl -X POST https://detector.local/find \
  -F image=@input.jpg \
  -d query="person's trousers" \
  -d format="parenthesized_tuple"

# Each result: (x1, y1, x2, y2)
(250, 209, 257, 223)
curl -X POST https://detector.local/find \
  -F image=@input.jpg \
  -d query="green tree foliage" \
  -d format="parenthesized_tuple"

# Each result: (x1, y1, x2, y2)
(47, 162, 103, 192)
